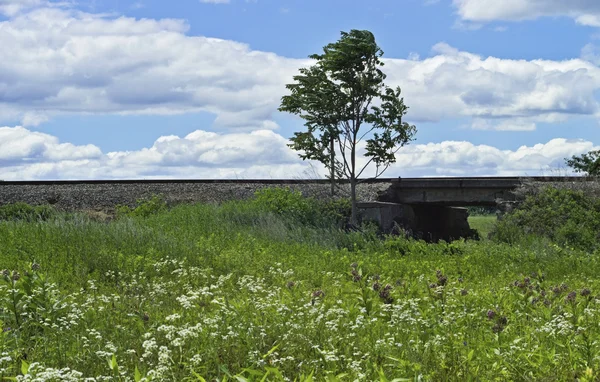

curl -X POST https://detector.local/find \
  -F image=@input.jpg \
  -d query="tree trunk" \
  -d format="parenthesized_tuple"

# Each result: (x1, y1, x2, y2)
(350, 177, 357, 226)
(350, 118, 358, 226)
(330, 136, 335, 197)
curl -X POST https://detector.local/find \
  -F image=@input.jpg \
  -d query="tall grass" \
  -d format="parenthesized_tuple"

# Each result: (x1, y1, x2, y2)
(0, 192, 600, 380)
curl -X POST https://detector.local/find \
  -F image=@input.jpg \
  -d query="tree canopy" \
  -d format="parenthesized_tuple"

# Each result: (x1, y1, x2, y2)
(566, 150, 600, 176)
(279, 29, 417, 224)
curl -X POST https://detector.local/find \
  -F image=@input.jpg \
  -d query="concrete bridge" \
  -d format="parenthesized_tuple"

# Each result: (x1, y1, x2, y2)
(374, 176, 588, 206)
(359, 176, 594, 241)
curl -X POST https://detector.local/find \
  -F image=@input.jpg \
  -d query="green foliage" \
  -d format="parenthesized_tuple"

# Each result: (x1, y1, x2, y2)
(565, 149, 600, 175)
(116, 194, 168, 218)
(0, 202, 55, 222)
(492, 187, 600, 251)
(3, 200, 600, 380)
(279, 29, 417, 223)
(251, 187, 351, 228)
(0, 264, 59, 333)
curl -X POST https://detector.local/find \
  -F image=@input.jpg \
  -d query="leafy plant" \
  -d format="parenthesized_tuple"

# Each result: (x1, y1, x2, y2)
(0, 203, 55, 222)
(116, 194, 168, 218)
(566, 150, 600, 175)
(251, 187, 350, 228)
(280, 29, 417, 224)
(491, 186, 600, 251)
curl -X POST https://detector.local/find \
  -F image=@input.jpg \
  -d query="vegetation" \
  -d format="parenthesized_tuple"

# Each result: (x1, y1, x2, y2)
(492, 187, 600, 252)
(250, 187, 351, 228)
(0, 187, 600, 380)
(280, 29, 417, 224)
(566, 150, 600, 175)
(116, 195, 168, 218)
(467, 215, 496, 239)
(0, 203, 55, 222)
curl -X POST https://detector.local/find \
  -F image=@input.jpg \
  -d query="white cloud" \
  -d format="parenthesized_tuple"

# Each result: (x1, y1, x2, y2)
(0, 126, 102, 165)
(389, 138, 596, 177)
(383, 43, 600, 127)
(0, 5, 600, 132)
(0, 0, 44, 15)
(0, 126, 304, 180)
(582, 43, 600, 65)
(453, 0, 600, 26)
(0, 7, 304, 129)
(0, 126, 594, 180)
(0, 0, 70, 16)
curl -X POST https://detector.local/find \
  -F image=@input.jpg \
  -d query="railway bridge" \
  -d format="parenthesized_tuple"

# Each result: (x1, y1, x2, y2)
(375, 176, 526, 206)
(360, 176, 591, 241)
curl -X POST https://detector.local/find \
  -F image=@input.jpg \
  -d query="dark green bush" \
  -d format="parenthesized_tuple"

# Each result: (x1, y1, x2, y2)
(251, 187, 350, 227)
(491, 187, 600, 251)
(116, 194, 168, 218)
(0, 202, 56, 222)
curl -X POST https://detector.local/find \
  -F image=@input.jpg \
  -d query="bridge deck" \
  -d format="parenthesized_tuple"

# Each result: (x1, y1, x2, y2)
(381, 176, 595, 206)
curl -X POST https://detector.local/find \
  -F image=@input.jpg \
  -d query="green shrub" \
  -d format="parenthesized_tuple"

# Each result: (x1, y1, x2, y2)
(0, 202, 56, 222)
(251, 187, 350, 227)
(322, 197, 352, 224)
(491, 186, 600, 251)
(252, 187, 313, 220)
(116, 194, 167, 218)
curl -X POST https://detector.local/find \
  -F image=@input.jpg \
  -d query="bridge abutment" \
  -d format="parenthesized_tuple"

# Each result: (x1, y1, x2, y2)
(358, 202, 477, 242)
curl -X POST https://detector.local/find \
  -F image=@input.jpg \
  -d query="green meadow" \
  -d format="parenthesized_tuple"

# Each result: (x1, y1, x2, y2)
(1, 188, 600, 381)
(467, 215, 497, 240)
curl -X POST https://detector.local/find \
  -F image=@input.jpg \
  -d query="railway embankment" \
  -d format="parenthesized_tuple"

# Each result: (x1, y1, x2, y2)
(0, 180, 391, 212)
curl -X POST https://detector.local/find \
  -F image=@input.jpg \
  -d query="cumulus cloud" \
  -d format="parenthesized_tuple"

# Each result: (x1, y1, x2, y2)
(0, 7, 304, 128)
(389, 138, 596, 177)
(453, 0, 600, 26)
(0, 126, 304, 180)
(0, 6, 599, 131)
(383, 43, 600, 128)
(0, 127, 102, 166)
(0, 126, 594, 180)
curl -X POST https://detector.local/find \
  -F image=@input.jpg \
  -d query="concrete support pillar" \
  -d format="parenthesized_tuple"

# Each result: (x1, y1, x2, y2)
(357, 202, 475, 242)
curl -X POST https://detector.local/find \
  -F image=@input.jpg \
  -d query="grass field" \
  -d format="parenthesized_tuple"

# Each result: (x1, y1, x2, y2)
(468, 214, 497, 239)
(1, 201, 600, 381)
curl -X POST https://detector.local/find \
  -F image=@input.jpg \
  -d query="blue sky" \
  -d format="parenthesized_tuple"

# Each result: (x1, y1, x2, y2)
(1, 0, 600, 179)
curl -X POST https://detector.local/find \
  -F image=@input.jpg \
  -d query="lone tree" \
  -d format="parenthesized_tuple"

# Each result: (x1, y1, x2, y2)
(279, 29, 417, 225)
(566, 150, 600, 176)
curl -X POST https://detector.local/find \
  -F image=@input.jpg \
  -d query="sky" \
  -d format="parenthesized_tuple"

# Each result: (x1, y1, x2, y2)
(1, 0, 600, 180)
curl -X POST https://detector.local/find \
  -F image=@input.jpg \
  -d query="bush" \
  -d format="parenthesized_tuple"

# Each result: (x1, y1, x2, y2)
(0, 202, 56, 222)
(491, 187, 600, 251)
(116, 194, 168, 218)
(251, 187, 350, 227)
(252, 187, 313, 221)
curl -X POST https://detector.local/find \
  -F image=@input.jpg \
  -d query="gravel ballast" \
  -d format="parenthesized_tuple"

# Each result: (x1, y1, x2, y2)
(0, 181, 393, 212)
